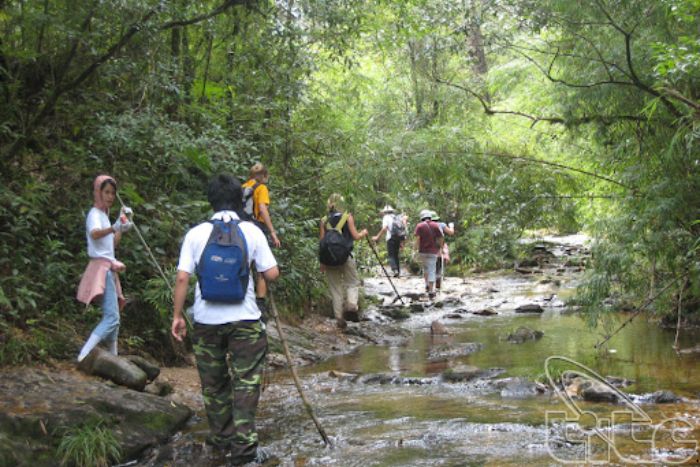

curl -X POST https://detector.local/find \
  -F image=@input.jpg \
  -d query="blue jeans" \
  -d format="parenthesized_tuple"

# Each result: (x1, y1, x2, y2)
(93, 270, 120, 343)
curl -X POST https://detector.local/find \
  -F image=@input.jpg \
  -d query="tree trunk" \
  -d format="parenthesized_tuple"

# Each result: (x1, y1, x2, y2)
(465, 0, 490, 103)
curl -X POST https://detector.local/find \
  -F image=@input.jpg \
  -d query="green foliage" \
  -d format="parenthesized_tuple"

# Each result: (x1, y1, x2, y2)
(56, 420, 121, 467)
(1, 0, 699, 365)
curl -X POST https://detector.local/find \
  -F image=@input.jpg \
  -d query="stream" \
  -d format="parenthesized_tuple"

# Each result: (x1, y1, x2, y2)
(139, 235, 700, 466)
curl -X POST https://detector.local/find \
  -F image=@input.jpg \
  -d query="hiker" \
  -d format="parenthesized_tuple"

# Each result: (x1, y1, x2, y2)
(371, 205, 407, 277)
(319, 194, 368, 329)
(76, 175, 133, 362)
(241, 162, 280, 320)
(171, 173, 278, 465)
(430, 211, 455, 291)
(414, 209, 444, 299)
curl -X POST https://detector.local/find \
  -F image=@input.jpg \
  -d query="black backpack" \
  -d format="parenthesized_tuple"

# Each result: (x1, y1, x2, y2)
(319, 212, 352, 266)
(389, 214, 407, 240)
(196, 219, 250, 303)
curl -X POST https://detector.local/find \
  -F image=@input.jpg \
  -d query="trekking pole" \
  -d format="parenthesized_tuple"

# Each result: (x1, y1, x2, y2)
(268, 290, 332, 447)
(115, 192, 193, 329)
(365, 237, 405, 305)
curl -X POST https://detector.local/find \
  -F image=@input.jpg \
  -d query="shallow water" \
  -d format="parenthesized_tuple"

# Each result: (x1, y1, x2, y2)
(142, 237, 700, 466)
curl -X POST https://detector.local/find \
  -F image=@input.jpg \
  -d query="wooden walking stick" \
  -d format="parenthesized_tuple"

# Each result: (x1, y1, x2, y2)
(268, 290, 332, 447)
(366, 237, 405, 305)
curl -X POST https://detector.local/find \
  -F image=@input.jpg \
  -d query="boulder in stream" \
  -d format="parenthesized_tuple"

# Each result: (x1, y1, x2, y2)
(506, 326, 544, 344)
(515, 304, 544, 313)
(648, 390, 681, 404)
(472, 308, 497, 316)
(499, 377, 547, 398)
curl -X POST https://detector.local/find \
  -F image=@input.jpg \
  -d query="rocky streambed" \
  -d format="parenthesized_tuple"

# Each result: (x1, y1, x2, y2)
(2, 235, 699, 466)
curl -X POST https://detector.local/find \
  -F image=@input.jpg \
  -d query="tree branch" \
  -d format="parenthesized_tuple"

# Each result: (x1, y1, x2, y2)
(434, 77, 644, 126)
(3, 0, 255, 161)
(159, 0, 252, 30)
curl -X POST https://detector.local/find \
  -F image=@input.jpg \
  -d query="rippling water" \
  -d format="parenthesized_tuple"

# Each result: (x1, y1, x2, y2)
(140, 237, 700, 466)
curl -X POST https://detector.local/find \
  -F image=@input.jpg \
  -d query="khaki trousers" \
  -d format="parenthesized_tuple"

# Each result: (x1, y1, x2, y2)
(324, 257, 360, 319)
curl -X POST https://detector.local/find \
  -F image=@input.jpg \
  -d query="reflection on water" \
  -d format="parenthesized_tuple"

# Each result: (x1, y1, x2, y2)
(277, 279, 700, 465)
(315, 311, 700, 396)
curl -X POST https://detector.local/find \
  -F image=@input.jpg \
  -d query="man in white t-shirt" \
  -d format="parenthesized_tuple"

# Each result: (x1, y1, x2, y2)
(171, 174, 279, 465)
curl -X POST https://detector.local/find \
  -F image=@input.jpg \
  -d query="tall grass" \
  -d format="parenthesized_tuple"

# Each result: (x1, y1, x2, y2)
(56, 421, 121, 467)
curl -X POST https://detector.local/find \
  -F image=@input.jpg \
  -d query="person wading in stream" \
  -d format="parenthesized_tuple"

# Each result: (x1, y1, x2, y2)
(241, 162, 280, 323)
(414, 209, 444, 299)
(171, 173, 279, 466)
(76, 175, 133, 362)
(372, 205, 407, 277)
(430, 211, 455, 292)
(319, 194, 368, 329)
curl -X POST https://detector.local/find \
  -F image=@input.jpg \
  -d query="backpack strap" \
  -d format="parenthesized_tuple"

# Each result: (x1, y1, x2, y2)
(324, 212, 349, 232)
(334, 212, 350, 232)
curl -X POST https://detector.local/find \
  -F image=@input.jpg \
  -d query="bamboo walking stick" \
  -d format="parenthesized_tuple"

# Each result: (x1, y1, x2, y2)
(269, 290, 332, 447)
(366, 237, 405, 305)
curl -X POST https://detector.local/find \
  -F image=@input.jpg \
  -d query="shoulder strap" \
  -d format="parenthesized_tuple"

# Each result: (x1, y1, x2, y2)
(333, 212, 350, 232)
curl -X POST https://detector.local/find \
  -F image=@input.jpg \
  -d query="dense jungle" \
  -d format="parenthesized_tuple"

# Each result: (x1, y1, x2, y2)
(1, 0, 700, 465)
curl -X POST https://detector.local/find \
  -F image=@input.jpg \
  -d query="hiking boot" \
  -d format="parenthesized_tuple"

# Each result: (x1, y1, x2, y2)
(336, 318, 347, 330)
(428, 292, 436, 300)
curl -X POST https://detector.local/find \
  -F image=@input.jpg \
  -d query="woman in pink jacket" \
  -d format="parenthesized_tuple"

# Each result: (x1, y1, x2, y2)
(76, 175, 132, 362)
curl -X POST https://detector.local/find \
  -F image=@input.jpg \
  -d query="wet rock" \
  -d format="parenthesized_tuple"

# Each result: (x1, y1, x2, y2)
(506, 326, 544, 344)
(144, 380, 174, 397)
(649, 390, 680, 404)
(444, 313, 463, 319)
(487, 287, 499, 293)
(518, 258, 539, 268)
(442, 297, 462, 306)
(0, 368, 192, 466)
(515, 267, 534, 274)
(427, 343, 483, 361)
(515, 304, 544, 313)
(430, 321, 449, 335)
(433, 301, 445, 308)
(360, 373, 435, 385)
(604, 376, 634, 388)
(125, 355, 161, 382)
(328, 370, 359, 382)
(79, 347, 148, 391)
(577, 380, 619, 403)
(442, 365, 482, 382)
(403, 292, 424, 302)
(500, 377, 547, 398)
(410, 303, 426, 313)
(379, 306, 411, 320)
(472, 308, 497, 316)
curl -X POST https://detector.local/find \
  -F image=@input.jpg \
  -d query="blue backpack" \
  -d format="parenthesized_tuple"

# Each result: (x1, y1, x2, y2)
(196, 219, 250, 303)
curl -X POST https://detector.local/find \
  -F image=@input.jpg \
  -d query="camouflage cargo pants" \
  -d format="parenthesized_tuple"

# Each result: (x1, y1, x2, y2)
(192, 320, 267, 461)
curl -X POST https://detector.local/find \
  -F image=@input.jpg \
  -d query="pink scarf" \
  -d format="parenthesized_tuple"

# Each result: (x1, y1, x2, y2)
(93, 174, 116, 213)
